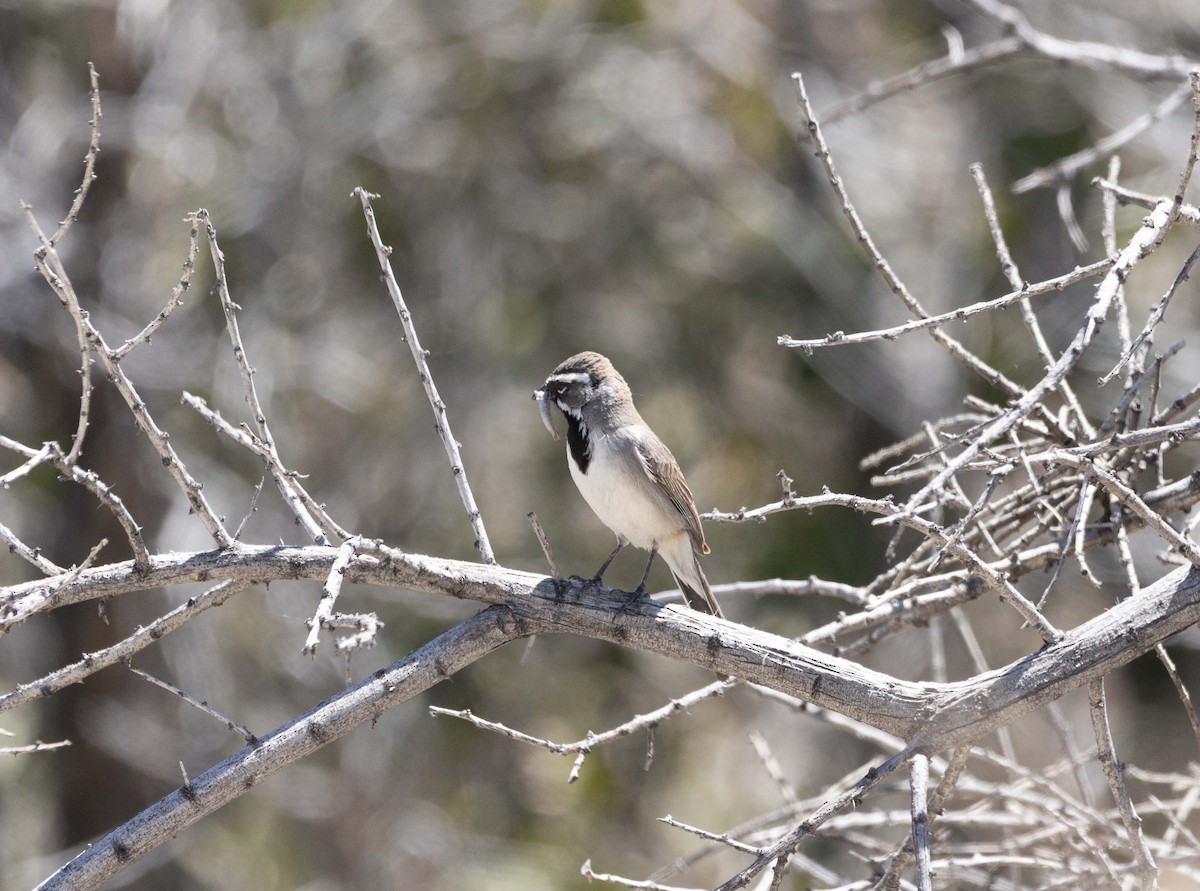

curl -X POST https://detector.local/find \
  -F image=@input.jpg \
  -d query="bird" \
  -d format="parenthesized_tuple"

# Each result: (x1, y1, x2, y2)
(534, 351, 723, 617)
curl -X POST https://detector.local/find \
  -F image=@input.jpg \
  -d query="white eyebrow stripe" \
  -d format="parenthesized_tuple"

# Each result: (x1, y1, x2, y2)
(546, 372, 592, 384)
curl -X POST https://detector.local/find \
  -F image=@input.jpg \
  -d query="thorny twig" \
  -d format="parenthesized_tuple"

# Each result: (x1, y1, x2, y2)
(353, 187, 496, 564)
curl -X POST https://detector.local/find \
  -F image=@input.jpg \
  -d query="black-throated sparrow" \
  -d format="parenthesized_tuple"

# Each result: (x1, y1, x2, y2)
(534, 351, 723, 617)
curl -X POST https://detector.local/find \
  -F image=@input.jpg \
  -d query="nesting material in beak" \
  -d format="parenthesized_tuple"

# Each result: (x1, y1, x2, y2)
(534, 388, 561, 441)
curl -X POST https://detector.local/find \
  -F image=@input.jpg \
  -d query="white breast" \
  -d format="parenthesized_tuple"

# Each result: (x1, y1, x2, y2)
(567, 431, 664, 550)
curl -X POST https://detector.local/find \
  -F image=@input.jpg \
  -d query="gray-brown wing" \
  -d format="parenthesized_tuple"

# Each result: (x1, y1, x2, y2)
(625, 425, 709, 555)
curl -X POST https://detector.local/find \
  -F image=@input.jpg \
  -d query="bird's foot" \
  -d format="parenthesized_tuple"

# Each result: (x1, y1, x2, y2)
(617, 587, 651, 616)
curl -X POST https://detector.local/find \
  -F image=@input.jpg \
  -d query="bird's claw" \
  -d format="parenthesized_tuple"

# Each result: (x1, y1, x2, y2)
(617, 589, 650, 617)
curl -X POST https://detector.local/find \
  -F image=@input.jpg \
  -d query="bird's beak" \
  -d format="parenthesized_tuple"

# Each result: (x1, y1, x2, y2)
(533, 388, 561, 441)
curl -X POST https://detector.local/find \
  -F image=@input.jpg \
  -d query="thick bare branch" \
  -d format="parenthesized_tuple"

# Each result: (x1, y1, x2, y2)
(7, 545, 1200, 752)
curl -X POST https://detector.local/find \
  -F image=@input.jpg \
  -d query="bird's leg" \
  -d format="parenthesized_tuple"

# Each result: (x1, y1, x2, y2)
(633, 546, 659, 596)
(590, 538, 625, 585)
(614, 546, 659, 617)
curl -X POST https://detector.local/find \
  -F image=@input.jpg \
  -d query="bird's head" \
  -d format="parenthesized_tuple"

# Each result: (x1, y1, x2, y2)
(533, 351, 627, 440)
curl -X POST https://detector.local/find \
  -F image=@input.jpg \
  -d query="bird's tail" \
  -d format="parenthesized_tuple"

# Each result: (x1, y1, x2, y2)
(662, 538, 723, 618)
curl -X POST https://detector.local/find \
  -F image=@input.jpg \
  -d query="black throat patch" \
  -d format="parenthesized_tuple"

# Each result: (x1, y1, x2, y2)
(565, 413, 591, 474)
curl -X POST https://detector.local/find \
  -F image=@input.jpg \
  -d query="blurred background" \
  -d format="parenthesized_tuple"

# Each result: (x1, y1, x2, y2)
(2, 1, 1200, 888)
